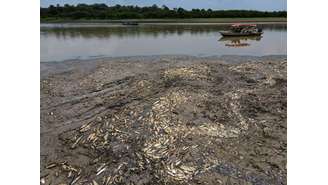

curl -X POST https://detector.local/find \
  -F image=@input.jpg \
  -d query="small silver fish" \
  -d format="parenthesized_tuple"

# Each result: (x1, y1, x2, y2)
(96, 166, 107, 176)
(70, 175, 81, 185)
(45, 163, 57, 169)
(40, 178, 45, 184)
(92, 180, 99, 185)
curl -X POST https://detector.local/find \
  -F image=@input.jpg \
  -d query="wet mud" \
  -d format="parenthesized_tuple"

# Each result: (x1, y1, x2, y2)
(41, 56, 287, 185)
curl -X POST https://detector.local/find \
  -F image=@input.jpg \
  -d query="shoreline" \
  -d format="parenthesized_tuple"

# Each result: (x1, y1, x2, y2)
(41, 21, 287, 27)
(41, 54, 287, 63)
(41, 17, 287, 24)
(41, 55, 287, 76)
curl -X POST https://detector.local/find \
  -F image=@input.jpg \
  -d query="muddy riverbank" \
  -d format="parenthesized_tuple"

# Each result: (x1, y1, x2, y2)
(41, 55, 287, 185)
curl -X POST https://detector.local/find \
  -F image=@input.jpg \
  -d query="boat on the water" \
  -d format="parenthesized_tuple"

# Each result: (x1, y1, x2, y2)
(220, 24, 263, 36)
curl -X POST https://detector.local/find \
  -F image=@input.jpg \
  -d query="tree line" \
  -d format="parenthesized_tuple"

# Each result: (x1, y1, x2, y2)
(41, 4, 287, 20)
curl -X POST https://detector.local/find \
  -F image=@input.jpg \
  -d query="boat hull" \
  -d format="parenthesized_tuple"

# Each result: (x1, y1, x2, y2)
(219, 31, 263, 37)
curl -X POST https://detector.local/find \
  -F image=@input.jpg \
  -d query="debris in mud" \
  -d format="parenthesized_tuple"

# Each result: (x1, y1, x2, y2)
(41, 57, 287, 185)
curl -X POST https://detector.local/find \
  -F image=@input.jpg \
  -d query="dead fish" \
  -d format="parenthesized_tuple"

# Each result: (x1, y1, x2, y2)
(191, 145, 198, 149)
(114, 129, 128, 134)
(62, 164, 78, 172)
(68, 171, 72, 178)
(96, 166, 107, 176)
(80, 123, 91, 132)
(175, 160, 182, 166)
(40, 178, 46, 184)
(71, 135, 83, 149)
(97, 163, 106, 171)
(182, 146, 189, 150)
(92, 180, 99, 185)
(103, 132, 109, 141)
(104, 176, 112, 185)
(116, 163, 124, 171)
(70, 175, 81, 185)
(180, 165, 196, 173)
(87, 133, 97, 141)
(60, 161, 68, 165)
(93, 157, 101, 164)
(45, 163, 57, 169)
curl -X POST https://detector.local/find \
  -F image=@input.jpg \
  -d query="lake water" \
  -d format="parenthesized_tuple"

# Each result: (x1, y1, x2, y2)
(40, 23, 286, 62)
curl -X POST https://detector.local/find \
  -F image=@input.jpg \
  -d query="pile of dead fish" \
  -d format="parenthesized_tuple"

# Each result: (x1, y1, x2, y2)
(41, 62, 285, 185)
(163, 64, 211, 81)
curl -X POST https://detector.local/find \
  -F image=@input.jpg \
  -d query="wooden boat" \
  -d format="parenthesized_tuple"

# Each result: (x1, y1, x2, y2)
(220, 24, 263, 37)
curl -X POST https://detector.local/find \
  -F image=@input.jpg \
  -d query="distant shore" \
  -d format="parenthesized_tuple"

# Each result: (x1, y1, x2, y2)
(41, 17, 287, 24)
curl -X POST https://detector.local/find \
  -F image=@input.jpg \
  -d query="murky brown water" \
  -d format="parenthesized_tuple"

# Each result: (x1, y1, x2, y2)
(41, 23, 286, 62)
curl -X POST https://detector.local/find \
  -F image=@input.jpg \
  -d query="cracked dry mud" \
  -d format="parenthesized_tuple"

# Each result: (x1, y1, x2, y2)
(41, 56, 287, 185)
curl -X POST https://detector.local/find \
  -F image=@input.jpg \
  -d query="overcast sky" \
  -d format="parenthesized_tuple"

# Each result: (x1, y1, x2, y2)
(41, 0, 287, 11)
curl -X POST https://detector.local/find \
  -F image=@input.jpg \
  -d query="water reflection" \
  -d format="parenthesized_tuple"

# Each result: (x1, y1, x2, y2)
(41, 24, 286, 39)
(42, 26, 217, 39)
(219, 36, 262, 48)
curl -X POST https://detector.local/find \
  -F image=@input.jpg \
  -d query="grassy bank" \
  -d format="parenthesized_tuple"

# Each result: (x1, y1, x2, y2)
(41, 17, 287, 23)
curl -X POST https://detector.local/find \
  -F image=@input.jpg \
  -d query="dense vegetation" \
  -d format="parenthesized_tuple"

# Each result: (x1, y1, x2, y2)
(41, 4, 287, 20)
